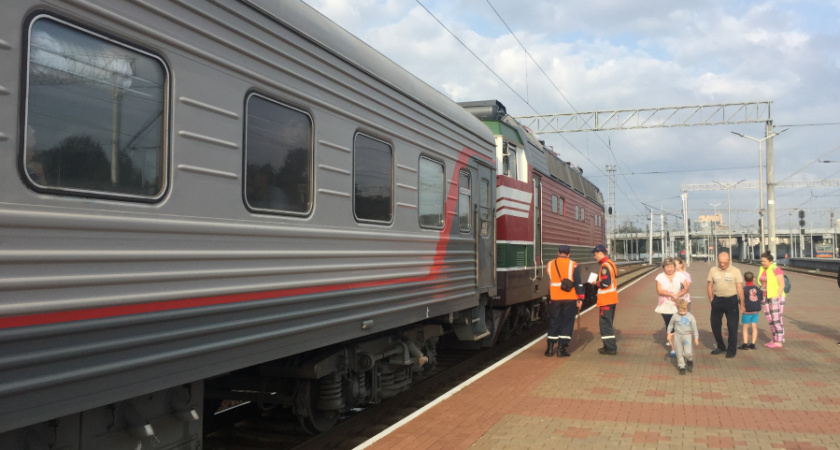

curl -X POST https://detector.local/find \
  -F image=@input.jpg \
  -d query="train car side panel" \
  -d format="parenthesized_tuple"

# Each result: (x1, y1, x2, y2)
(1, 0, 496, 444)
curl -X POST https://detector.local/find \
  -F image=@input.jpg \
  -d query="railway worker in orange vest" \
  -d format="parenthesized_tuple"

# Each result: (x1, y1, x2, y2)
(592, 244, 619, 355)
(545, 245, 585, 357)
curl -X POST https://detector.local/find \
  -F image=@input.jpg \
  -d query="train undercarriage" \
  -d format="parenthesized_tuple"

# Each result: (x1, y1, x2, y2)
(1, 293, 559, 450)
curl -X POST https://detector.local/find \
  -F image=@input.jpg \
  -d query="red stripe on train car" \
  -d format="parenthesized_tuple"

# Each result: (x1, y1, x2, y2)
(0, 146, 493, 329)
(0, 275, 435, 329)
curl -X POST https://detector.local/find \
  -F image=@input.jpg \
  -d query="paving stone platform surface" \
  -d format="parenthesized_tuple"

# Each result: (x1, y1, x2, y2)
(361, 262, 840, 449)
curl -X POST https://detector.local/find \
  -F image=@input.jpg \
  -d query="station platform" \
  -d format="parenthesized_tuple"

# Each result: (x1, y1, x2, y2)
(359, 261, 840, 449)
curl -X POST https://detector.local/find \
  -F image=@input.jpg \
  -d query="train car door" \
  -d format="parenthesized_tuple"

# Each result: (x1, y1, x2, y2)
(477, 163, 495, 292)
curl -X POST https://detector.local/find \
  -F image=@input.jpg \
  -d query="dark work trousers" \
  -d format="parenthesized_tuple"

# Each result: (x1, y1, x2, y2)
(710, 295, 740, 355)
(547, 301, 578, 346)
(599, 304, 617, 351)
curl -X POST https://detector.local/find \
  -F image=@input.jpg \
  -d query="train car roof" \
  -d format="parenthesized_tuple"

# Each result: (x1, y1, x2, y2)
(242, 0, 495, 146)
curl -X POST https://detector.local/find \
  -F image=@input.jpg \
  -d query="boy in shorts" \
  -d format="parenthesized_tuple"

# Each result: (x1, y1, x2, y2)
(739, 272, 763, 350)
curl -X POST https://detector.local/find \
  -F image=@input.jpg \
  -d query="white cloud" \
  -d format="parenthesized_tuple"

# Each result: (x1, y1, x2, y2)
(302, 0, 840, 224)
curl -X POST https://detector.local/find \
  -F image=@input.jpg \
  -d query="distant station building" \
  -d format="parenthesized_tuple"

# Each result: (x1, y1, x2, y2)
(696, 214, 724, 232)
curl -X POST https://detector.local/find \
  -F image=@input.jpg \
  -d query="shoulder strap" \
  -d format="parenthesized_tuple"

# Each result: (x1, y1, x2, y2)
(553, 258, 563, 281)
(606, 259, 617, 275)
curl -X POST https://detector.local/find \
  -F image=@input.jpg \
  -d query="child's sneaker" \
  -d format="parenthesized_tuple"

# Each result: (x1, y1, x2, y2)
(669, 351, 676, 357)
(686, 360, 693, 372)
(749, 343, 756, 350)
(737, 343, 749, 350)
(666, 341, 670, 347)
(679, 367, 686, 375)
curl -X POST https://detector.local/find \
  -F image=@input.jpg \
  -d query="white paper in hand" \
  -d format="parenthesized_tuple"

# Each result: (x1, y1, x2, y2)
(587, 272, 598, 284)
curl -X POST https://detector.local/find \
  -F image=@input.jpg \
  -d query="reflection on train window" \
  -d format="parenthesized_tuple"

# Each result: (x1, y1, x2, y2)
(418, 157, 444, 229)
(244, 94, 312, 215)
(575, 205, 579, 220)
(458, 171, 471, 232)
(557, 197, 564, 216)
(24, 17, 167, 199)
(503, 143, 517, 180)
(580, 207, 585, 222)
(551, 195, 558, 214)
(354, 134, 393, 223)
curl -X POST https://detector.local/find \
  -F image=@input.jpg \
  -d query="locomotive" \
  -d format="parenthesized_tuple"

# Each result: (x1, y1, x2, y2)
(460, 100, 606, 334)
(0, 1, 603, 448)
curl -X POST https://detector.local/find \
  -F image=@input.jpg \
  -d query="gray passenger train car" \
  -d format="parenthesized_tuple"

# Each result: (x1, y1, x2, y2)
(0, 1, 496, 448)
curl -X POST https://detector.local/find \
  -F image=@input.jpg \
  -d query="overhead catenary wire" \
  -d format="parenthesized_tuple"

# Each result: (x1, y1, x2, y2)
(480, 0, 646, 213)
(777, 144, 840, 184)
(482, 1, 645, 212)
(415, 0, 648, 214)
(414, 2, 839, 218)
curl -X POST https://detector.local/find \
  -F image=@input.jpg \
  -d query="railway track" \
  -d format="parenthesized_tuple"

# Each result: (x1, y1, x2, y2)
(203, 264, 654, 450)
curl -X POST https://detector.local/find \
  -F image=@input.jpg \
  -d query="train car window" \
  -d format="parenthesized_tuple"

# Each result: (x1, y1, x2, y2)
(458, 171, 471, 232)
(418, 157, 444, 229)
(244, 94, 312, 215)
(575, 205, 579, 221)
(23, 16, 167, 200)
(557, 197, 564, 216)
(480, 178, 490, 237)
(551, 195, 558, 214)
(354, 133, 393, 223)
(479, 178, 490, 220)
(581, 207, 585, 222)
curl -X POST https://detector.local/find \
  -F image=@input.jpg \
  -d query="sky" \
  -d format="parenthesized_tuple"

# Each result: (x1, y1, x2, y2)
(301, 0, 840, 234)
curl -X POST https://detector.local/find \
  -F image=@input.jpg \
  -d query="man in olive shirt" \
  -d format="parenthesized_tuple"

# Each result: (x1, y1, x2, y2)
(707, 251, 744, 358)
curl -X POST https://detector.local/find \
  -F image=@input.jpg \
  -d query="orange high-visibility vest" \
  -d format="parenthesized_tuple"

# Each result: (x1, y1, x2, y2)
(596, 258, 619, 306)
(547, 257, 578, 301)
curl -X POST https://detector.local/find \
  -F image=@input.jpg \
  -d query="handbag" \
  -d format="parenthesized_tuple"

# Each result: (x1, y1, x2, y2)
(654, 298, 678, 315)
(561, 279, 575, 292)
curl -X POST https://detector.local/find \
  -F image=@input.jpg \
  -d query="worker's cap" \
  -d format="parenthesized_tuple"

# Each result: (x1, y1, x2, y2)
(592, 244, 608, 253)
(558, 245, 571, 253)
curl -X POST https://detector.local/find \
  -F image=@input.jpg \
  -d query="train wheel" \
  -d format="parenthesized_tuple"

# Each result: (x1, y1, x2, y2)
(295, 379, 339, 434)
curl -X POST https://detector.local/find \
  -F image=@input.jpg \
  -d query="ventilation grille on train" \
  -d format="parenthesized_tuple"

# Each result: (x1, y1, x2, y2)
(516, 250, 525, 267)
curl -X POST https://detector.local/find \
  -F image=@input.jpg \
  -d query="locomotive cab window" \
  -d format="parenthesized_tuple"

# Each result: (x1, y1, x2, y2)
(458, 170, 471, 232)
(354, 133, 393, 223)
(244, 94, 313, 215)
(418, 157, 444, 229)
(502, 142, 517, 180)
(23, 16, 168, 200)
